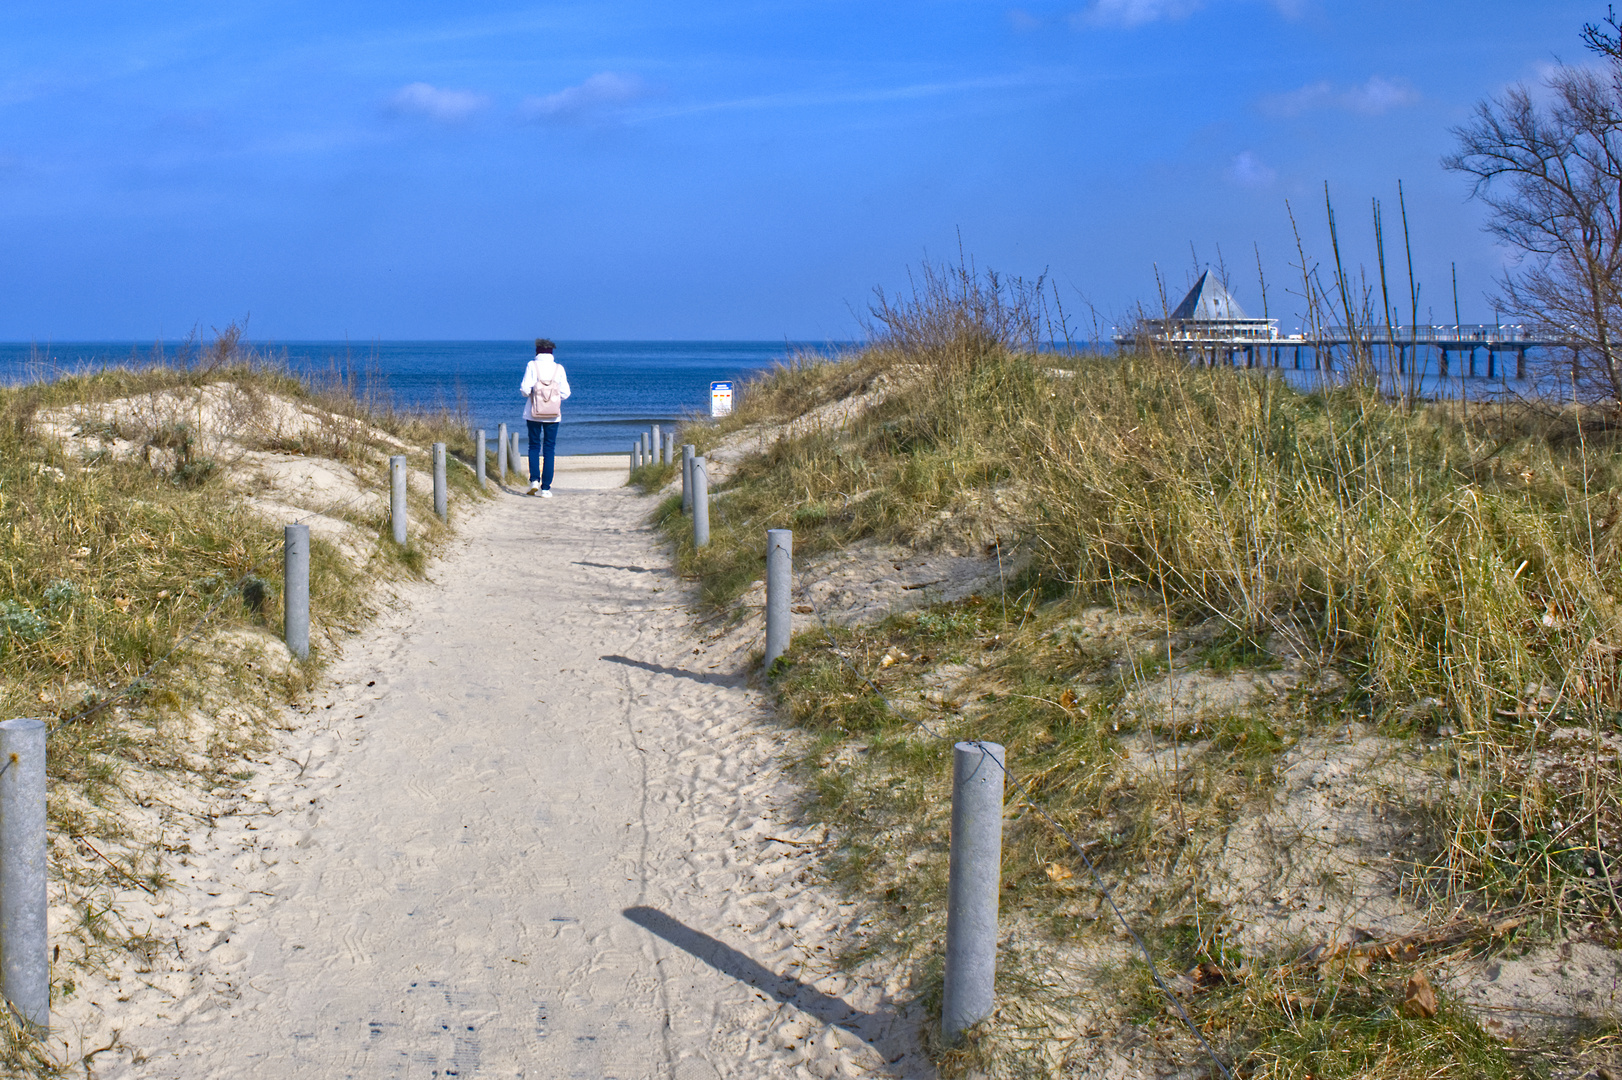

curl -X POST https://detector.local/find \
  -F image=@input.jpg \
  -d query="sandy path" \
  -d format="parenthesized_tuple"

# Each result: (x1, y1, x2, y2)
(106, 459, 928, 1079)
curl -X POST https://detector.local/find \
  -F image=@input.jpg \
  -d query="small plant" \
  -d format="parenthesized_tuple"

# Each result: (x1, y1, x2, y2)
(793, 502, 829, 525)
(74, 419, 119, 441)
(146, 421, 192, 451)
(0, 600, 48, 644)
(1200, 629, 1277, 673)
(171, 455, 217, 487)
(913, 607, 986, 642)
(396, 543, 426, 575)
(42, 579, 78, 609)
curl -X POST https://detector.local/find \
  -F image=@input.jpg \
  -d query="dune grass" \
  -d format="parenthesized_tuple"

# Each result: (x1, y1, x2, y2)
(0, 343, 483, 1072)
(657, 268, 1622, 1075)
(673, 336, 1622, 917)
(628, 459, 677, 493)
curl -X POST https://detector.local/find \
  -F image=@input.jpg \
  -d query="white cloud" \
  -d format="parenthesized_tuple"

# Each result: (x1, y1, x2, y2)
(1227, 150, 1276, 189)
(1260, 75, 1419, 117)
(1262, 79, 1333, 114)
(635, 73, 1049, 124)
(386, 82, 490, 123)
(1344, 75, 1419, 114)
(519, 72, 647, 122)
(1076, 0, 1203, 28)
(1073, 0, 1301, 28)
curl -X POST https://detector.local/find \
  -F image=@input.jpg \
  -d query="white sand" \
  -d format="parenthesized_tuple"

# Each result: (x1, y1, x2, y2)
(85, 462, 930, 1079)
(543, 452, 638, 490)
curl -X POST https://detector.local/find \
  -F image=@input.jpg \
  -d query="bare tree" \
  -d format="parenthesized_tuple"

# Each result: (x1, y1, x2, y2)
(1443, 27, 1622, 401)
(1582, 5, 1622, 59)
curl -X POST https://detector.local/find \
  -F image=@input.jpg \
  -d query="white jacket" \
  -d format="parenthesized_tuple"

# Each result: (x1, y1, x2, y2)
(520, 354, 572, 421)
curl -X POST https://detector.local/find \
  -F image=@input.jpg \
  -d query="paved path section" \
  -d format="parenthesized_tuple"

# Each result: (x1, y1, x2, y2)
(120, 469, 927, 1079)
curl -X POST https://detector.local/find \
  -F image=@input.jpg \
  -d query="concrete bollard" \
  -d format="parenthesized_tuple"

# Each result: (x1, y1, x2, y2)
(497, 422, 508, 482)
(0, 718, 48, 1032)
(476, 429, 487, 489)
(642, 431, 651, 463)
(765, 529, 792, 668)
(510, 432, 520, 474)
(682, 444, 695, 514)
(631, 440, 640, 470)
(664, 432, 675, 467)
(942, 741, 1005, 1044)
(390, 455, 408, 545)
(652, 424, 662, 464)
(284, 523, 310, 661)
(432, 442, 447, 520)
(692, 456, 710, 548)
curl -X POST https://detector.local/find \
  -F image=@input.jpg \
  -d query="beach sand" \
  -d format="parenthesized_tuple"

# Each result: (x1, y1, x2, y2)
(85, 458, 930, 1079)
(536, 452, 636, 491)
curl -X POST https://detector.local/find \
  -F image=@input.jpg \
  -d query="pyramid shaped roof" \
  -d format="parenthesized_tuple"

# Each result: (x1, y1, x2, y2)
(1171, 270, 1249, 321)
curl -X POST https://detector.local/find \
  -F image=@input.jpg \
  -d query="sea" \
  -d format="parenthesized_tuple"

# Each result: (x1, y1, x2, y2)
(0, 338, 1548, 458)
(0, 341, 852, 456)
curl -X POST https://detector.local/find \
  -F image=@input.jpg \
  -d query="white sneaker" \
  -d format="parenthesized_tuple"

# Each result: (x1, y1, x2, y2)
(528, 480, 540, 494)
(540, 489, 553, 498)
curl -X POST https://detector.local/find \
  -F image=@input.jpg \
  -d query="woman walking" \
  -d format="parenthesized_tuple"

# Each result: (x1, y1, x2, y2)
(520, 338, 571, 496)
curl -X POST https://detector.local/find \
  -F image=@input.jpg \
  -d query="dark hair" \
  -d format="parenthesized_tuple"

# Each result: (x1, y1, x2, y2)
(535, 338, 556, 354)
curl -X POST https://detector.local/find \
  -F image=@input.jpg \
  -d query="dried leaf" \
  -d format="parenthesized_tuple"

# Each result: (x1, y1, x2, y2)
(1059, 688, 1077, 709)
(1044, 862, 1074, 882)
(1402, 972, 1437, 1018)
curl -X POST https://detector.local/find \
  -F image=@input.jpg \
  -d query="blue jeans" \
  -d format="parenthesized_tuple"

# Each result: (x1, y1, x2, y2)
(527, 420, 559, 488)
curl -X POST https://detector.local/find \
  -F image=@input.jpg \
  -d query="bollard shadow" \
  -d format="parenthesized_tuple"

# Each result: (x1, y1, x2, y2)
(600, 655, 746, 688)
(573, 561, 654, 574)
(623, 907, 881, 1044)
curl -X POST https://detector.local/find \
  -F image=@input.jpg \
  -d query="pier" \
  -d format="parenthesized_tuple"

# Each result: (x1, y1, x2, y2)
(1115, 271, 1571, 380)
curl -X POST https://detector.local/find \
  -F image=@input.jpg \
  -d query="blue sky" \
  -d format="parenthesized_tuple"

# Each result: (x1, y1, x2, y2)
(0, 1, 1600, 340)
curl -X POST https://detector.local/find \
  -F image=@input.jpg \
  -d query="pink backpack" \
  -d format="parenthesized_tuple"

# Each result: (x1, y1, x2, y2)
(529, 366, 562, 420)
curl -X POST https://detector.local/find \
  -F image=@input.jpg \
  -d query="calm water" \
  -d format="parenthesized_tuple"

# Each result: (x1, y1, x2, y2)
(0, 341, 850, 455)
(0, 339, 1554, 458)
